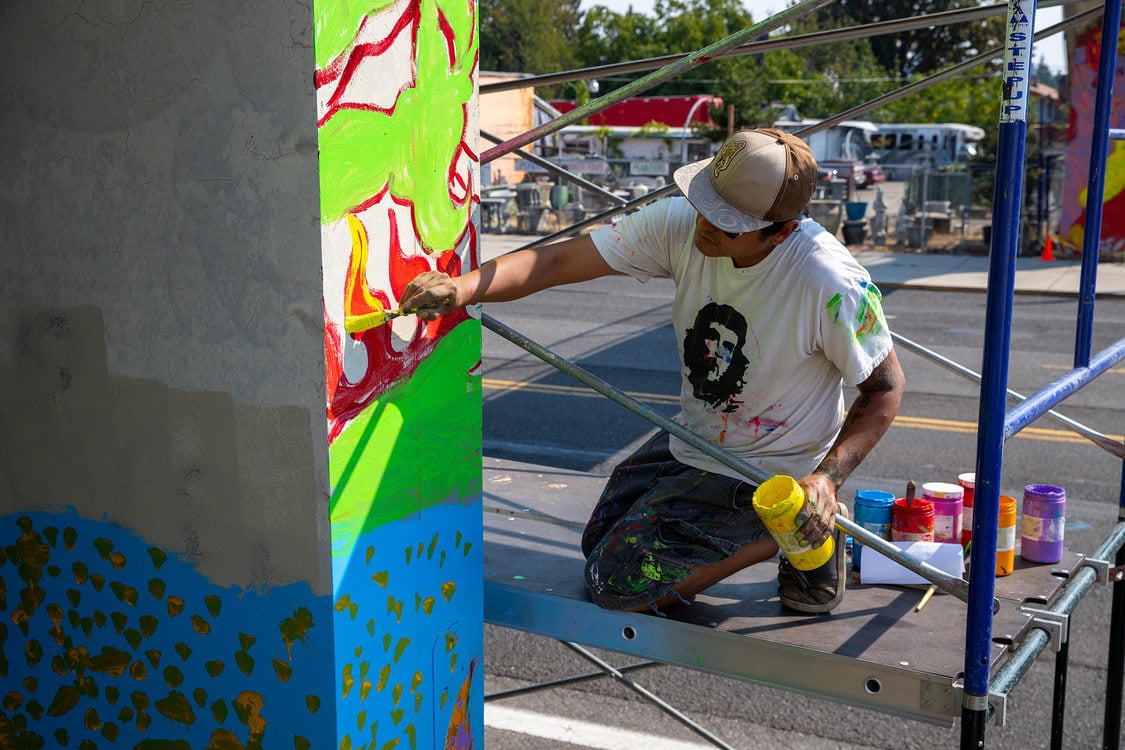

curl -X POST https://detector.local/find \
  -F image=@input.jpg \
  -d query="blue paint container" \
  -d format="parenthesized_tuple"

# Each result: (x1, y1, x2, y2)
(852, 489, 896, 570)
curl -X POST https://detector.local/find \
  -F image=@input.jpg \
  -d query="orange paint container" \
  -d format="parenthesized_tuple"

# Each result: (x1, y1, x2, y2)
(996, 495, 1017, 576)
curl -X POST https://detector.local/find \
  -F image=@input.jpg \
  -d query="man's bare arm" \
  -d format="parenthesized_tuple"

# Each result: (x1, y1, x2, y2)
(797, 348, 906, 548)
(401, 234, 619, 319)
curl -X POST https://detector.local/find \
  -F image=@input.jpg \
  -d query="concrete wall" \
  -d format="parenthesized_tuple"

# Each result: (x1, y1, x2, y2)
(0, 0, 482, 745)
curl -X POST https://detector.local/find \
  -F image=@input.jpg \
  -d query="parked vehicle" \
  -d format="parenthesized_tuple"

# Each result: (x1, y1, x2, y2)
(860, 163, 886, 189)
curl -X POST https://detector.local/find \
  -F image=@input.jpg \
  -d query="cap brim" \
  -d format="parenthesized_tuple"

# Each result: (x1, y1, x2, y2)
(673, 158, 771, 234)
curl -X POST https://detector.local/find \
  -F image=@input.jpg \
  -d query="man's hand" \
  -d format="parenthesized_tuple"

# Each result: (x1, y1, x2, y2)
(400, 272, 463, 321)
(796, 473, 838, 549)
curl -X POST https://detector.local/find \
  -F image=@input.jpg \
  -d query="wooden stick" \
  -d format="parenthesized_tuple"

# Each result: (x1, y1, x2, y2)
(915, 584, 937, 612)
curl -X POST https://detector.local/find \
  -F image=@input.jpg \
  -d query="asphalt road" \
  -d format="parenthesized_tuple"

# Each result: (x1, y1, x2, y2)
(478, 275, 1125, 749)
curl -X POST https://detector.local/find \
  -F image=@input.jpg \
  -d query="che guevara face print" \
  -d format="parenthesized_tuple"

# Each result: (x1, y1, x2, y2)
(682, 302, 750, 413)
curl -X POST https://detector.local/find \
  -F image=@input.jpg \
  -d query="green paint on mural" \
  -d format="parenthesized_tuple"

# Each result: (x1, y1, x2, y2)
(317, 1, 479, 248)
(314, 0, 399, 69)
(329, 322, 482, 546)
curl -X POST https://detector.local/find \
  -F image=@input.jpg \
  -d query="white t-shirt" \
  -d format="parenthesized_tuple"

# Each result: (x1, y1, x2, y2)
(590, 197, 893, 481)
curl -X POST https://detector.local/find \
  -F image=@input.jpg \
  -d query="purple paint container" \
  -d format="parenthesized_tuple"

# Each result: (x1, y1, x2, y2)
(1020, 484, 1066, 564)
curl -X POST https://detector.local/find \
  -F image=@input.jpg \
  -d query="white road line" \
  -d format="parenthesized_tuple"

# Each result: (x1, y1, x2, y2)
(484, 704, 714, 750)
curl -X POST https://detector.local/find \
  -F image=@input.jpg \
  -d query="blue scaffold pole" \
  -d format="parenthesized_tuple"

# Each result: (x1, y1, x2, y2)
(960, 1, 1036, 746)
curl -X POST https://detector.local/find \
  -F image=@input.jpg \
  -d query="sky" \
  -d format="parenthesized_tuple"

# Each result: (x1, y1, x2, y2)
(577, 0, 1069, 74)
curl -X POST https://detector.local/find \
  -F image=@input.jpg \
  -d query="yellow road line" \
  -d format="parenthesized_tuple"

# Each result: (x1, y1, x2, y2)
(1041, 363, 1125, 375)
(482, 377, 1123, 446)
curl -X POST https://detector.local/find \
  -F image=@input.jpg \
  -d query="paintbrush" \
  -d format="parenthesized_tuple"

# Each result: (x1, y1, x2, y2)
(905, 480, 916, 507)
(915, 584, 937, 612)
(344, 306, 420, 333)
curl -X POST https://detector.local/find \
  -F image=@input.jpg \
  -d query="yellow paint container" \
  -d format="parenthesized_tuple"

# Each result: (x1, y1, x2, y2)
(752, 475, 835, 571)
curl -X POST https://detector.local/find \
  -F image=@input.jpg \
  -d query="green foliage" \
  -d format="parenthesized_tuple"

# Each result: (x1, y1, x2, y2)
(802, 0, 1007, 79)
(479, 0, 582, 74)
(870, 71, 1000, 131)
(482, 0, 1012, 134)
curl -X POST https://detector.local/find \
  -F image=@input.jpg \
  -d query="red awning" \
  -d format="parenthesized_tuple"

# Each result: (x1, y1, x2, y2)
(548, 95, 721, 128)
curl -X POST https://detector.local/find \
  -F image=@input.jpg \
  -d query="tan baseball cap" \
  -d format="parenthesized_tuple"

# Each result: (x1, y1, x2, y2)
(673, 128, 818, 234)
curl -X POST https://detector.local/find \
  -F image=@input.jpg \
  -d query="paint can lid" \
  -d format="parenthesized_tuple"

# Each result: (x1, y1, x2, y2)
(1023, 484, 1065, 502)
(854, 489, 896, 507)
(922, 481, 964, 500)
(957, 472, 975, 489)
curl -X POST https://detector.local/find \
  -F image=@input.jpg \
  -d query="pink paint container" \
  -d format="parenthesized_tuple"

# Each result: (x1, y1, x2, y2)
(922, 482, 963, 545)
(958, 472, 975, 548)
(1021, 484, 1066, 564)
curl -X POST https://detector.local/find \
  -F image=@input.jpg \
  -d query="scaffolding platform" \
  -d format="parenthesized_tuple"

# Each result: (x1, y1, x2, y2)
(483, 456, 1085, 726)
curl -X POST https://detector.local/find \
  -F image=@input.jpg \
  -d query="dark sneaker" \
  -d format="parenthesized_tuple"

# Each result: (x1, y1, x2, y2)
(778, 507, 848, 613)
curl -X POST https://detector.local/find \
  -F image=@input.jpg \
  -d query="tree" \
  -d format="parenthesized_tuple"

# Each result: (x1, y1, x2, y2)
(800, 0, 1007, 79)
(479, 0, 582, 76)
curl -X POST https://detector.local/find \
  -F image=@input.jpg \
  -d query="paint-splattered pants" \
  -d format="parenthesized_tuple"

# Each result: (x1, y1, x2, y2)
(581, 431, 771, 611)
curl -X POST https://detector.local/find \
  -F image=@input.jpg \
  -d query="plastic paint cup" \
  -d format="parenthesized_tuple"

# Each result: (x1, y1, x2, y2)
(996, 495, 1017, 576)
(958, 472, 975, 548)
(752, 475, 834, 571)
(1021, 484, 1066, 564)
(922, 482, 964, 545)
(892, 497, 935, 542)
(852, 489, 896, 571)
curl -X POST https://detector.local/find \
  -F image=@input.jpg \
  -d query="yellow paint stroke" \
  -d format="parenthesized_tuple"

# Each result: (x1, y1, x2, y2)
(342, 663, 355, 698)
(234, 691, 267, 741)
(235, 651, 254, 676)
(393, 638, 410, 664)
(441, 582, 456, 602)
(343, 214, 389, 333)
(206, 595, 223, 618)
(154, 690, 195, 727)
(1079, 141, 1125, 206)
(272, 658, 293, 682)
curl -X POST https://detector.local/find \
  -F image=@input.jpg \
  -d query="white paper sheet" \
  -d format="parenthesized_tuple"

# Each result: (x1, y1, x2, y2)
(859, 540, 965, 585)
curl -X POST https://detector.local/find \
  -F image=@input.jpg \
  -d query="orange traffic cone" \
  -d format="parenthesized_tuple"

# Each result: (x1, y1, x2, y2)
(1040, 235, 1055, 262)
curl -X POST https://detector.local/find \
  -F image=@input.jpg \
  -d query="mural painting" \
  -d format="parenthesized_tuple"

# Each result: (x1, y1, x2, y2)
(0, 513, 331, 747)
(1, 0, 482, 746)
(315, 0, 484, 748)
(1059, 20, 1125, 260)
